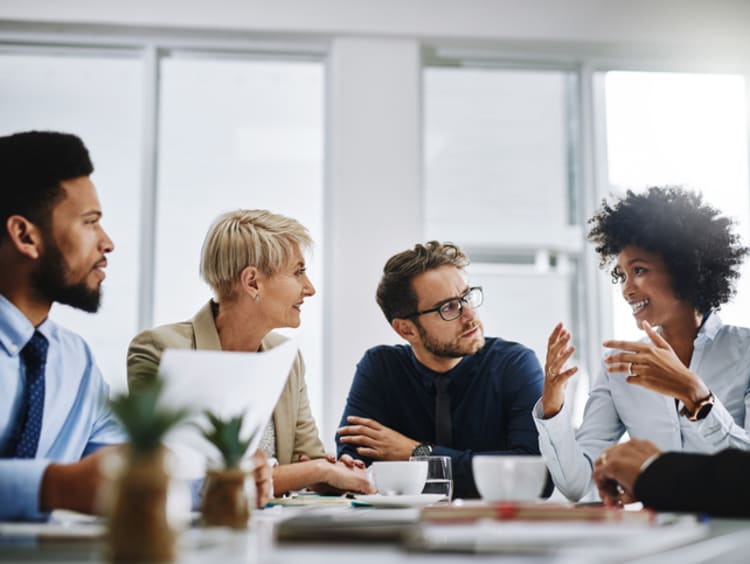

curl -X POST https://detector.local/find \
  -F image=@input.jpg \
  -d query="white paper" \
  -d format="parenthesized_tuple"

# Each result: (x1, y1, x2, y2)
(157, 337, 298, 479)
(413, 518, 707, 559)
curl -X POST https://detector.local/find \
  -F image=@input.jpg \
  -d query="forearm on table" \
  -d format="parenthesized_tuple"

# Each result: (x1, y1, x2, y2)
(272, 459, 326, 496)
(0, 460, 50, 521)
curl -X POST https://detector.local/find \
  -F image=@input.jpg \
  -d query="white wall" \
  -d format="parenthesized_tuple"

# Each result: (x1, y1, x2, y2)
(2, 0, 750, 49)
(325, 37, 422, 447)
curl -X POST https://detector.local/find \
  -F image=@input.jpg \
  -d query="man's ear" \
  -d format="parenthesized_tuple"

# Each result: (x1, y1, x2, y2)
(392, 317, 419, 343)
(5, 215, 43, 260)
(239, 265, 260, 298)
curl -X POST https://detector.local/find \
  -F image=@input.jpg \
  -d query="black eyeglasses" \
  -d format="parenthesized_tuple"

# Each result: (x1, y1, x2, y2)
(407, 286, 484, 322)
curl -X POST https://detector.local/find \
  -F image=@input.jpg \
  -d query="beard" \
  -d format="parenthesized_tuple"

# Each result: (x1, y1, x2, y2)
(30, 241, 102, 313)
(415, 319, 485, 358)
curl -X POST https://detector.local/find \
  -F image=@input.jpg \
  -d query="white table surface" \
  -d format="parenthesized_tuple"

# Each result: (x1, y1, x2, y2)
(1, 505, 749, 564)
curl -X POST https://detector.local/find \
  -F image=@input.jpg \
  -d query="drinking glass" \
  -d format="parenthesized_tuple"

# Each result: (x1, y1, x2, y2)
(409, 455, 452, 499)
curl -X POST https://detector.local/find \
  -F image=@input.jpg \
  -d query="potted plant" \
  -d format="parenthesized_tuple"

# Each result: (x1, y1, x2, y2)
(108, 379, 191, 562)
(199, 411, 254, 528)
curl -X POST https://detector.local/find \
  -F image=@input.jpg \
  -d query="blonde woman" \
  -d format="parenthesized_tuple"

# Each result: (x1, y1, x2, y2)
(128, 209, 373, 496)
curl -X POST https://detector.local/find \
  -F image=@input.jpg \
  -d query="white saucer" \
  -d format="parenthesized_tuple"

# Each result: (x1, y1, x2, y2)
(354, 493, 448, 507)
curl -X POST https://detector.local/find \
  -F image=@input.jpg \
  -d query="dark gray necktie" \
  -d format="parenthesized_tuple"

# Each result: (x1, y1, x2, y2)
(434, 374, 452, 447)
(14, 331, 49, 458)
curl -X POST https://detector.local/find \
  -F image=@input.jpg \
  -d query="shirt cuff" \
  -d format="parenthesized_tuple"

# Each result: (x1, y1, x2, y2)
(0, 459, 52, 521)
(691, 396, 736, 441)
(532, 397, 571, 432)
(638, 453, 661, 475)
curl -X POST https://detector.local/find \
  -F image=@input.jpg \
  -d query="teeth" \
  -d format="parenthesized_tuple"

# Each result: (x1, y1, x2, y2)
(630, 299, 649, 314)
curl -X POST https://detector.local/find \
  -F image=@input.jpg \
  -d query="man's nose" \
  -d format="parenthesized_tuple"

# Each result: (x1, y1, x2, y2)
(100, 227, 114, 253)
(460, 301, 477, 321)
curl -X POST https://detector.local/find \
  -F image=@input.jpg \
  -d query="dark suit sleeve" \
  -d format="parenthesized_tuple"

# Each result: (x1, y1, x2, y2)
(634, 449, 750, 517)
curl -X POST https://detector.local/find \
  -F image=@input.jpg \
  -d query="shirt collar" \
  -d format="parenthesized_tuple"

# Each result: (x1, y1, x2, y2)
(408, 346, 471, 390)
(696, 311, 722, 342)
(0, 293, 36, 357)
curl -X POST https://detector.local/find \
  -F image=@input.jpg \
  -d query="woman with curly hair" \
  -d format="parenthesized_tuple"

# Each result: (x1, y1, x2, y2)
(534, 186, 750, 502)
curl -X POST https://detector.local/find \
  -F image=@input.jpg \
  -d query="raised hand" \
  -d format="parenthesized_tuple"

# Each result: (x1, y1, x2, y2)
(541, 322, 579, 418)
(603, 321, 710, 410)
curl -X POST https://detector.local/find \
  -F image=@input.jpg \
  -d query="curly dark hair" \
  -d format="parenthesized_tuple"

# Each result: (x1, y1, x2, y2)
(587, 186, 748, 313)
(376, 241, 469, 323)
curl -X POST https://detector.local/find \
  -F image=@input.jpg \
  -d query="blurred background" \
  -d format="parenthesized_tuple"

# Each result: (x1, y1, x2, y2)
(1, 0, 749, 451)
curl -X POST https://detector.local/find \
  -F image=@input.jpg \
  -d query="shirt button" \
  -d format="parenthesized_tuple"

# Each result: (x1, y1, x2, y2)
(9, 343, 18, 353)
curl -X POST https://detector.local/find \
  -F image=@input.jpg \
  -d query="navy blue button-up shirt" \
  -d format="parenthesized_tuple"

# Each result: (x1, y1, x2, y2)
(336, 337, 545, 498)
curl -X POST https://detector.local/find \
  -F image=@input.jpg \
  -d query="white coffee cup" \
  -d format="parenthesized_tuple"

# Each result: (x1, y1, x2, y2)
(370, 460, 428, 495)
(472, 455, 547, 502)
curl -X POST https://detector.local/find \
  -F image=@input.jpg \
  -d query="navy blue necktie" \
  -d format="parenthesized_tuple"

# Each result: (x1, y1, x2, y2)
(434, 375, 452, 447)
(14, 331, 49, 458)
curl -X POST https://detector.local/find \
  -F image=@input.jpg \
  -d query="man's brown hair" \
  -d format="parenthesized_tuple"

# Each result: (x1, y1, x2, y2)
(376, 241, 469, 323)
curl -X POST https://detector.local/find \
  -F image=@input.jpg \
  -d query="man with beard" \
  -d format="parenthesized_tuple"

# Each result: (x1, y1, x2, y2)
(336, 241, 547, 498)
(0, 132, 274, 521)
(0, 131, 123, 520)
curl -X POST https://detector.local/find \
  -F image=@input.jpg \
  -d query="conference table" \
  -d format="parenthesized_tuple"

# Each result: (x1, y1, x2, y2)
(1, 501, 749, 563)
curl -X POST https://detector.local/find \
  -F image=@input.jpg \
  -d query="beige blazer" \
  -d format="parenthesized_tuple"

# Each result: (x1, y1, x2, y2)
(126, 301, 326, 465)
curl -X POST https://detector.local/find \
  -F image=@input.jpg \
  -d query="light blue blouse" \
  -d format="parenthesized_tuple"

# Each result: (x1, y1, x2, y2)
(534, 314, 750, 501)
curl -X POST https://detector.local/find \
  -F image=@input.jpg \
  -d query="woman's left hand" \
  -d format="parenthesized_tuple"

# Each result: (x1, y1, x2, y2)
(603, 321, 709, 408)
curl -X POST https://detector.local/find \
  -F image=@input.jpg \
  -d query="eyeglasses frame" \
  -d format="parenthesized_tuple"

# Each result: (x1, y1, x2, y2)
(406, 286, 484, 322)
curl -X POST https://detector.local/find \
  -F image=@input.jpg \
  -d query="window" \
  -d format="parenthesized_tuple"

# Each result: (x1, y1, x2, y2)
(0, 46, 325, 416)
(154, 54, 325, 422)
(424, 65, 587, 422)
(0, 50, 144, 394)
(599, 71, 750, 340)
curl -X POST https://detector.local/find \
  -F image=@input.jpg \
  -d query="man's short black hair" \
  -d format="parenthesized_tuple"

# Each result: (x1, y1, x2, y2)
(0, 130, 93, 241)
(587, 186, 748, 314)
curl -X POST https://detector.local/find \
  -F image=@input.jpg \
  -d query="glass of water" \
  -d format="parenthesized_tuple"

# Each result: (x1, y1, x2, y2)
(409, 455, 452, 500)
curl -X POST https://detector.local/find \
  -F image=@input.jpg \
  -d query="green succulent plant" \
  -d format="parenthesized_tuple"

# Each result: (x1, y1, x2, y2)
(199, 411, 253, 469)
(110, 378, 192, 455)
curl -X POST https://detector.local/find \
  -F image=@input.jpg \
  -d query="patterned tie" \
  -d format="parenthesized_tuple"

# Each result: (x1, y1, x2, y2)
(14, 331, 49, 458)
(434, 374, 452, 447)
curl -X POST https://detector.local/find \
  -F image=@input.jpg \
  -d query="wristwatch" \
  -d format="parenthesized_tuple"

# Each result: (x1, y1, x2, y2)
(680, 391, 715, 421)
(411, 443, 433, 457)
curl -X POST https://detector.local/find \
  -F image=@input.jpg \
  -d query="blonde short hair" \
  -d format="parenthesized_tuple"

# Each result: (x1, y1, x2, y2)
(200, 209, 312, 299)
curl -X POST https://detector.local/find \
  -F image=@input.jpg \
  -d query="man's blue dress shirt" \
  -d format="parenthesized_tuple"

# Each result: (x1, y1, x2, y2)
(336, 337, 545, 498)
(0, 294, 124, 521)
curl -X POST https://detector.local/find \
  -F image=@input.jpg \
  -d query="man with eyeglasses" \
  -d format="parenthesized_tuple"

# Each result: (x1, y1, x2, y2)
(336, 241, 548, 498)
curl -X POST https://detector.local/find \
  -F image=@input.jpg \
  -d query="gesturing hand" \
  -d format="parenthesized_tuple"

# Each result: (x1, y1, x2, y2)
(337, 416, 418, 460)
(542, 322, 578, 418)
(603, 321, 709, 409)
